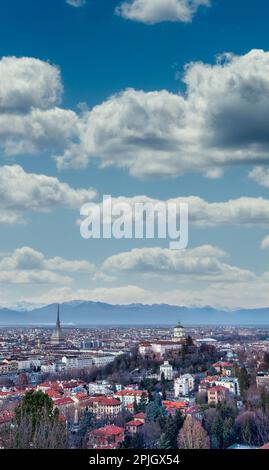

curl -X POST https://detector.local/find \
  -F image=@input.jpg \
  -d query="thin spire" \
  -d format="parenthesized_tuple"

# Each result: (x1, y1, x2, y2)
(56, 304, 60, 327)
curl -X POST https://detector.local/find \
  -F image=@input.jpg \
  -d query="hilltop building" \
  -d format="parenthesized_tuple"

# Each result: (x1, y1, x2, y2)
(139, 322, 187, 359)
(173, 322, 185, 342)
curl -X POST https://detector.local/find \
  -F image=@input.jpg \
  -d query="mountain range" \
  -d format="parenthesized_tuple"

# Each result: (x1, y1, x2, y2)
(0, 301, 268, 326)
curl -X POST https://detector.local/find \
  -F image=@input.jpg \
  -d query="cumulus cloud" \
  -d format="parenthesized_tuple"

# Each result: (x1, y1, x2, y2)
(102, 245, 254, 282)
(81, 194, 269, 228)
(0, 57, 62, 112)
(0, 247, 95, 284)
(116, 0, 210, 24)
(0, 57, 78, 157)
(0, 164, 96, 224)
(3, 51, 269, 180)
(57, 50, 269, 179)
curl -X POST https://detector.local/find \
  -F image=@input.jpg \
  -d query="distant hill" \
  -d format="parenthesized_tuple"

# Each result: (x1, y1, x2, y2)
(0, 301, 268, 326)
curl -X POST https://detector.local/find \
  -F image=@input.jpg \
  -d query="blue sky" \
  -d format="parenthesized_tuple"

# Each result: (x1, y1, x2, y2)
(1, 0, 269, 310)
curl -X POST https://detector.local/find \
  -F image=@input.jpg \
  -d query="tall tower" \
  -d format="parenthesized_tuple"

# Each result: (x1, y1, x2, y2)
(173, 321, 185, 342)
(51, 304, 64, 345)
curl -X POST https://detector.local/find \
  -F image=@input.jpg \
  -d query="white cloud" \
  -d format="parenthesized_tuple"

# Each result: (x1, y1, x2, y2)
(84, 194, 269, 227)
(23, 285, 161, 306)
(102, 246, 254, 282)
(22, 280, 269, 310)
(0, 270, 72, 285)
(0, 56, 79, 157)
(57, 50, 269, 179)
(0, 57, 62, 112)
(116, 0, 210, 24)
(0, 164, 96, 224)
(261, 235, 269, 250)
(66, 0, 86, 7)
(249, 167, 269, 188)
(0, 247, 95, 284)
(3, 52, 269, 180)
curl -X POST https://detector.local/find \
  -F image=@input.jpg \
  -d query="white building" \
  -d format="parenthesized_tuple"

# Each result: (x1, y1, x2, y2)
(40, 362, 57, 373)
(92, 353, 116, 368)
(160, 361, 173, 380)
(174, 374, 195, 397)
(62, 355, 94, 369)
(114, 390, 148, 407)
(17, 359, 41, 371)
(214, 377, 240, 396)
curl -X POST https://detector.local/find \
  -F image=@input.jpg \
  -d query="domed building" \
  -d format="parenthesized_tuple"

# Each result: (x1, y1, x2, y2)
(173, 322, 185, 342)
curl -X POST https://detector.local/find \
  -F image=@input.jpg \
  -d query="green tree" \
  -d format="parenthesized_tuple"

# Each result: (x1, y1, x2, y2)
(159, 412, 184, 449)
(236, 367, 250, 398)
(7, 390, 67, 449)
(136, 392, 148, 413)
(159, 432, 172, 449)
(15, 390, 57, 428)
(211, 415, 223, 449)
(145, 394, 166, 424)
(222, 417, 235, 448)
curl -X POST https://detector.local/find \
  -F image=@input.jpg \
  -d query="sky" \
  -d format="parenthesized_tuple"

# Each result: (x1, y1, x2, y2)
(1, 0, 269, 310)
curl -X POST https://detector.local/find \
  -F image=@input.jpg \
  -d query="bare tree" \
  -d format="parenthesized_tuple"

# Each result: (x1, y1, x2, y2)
(177, 415, 210, 449)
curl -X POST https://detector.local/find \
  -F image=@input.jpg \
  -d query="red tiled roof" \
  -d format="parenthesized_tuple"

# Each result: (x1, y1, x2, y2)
(115, 390, 147, 397)
(91, 396, 121, 406)
(126, 420, 143, 427)
(54, 397, 74, 406)
(209, 386, 228, 393)
(133, 412, 145, 419)
(46, 389, 62, 399)
(92, 425, 124, 437)
(163, 400, 188, 409)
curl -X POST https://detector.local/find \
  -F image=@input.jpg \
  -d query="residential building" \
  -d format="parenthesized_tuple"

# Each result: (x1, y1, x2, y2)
(174, 374, 194, 397)
(88, 425, 125, 449)
(88, 396, 122, 419)
(160, 361, 173, 380)
(207, 385, 229, 404)
(114, 389, 148, 407)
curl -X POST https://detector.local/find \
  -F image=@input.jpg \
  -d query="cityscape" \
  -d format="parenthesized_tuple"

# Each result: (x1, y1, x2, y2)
(1, 0, 269, 459)
(1, 305, 269, 450)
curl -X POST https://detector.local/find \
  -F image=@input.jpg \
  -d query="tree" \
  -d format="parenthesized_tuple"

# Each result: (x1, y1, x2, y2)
(136, 393, 148, 413)
(145, 394, 166, 424)
(5, 390, 68, 449)
(75, 410, 94, 448)
(263, 352, 269, 370)
(185, 336, 194, 347)
(159, 432, 172, 449)
(159, 412, 184, 449)
(160, 372, 167, 400)
(222, 417, 235, 449)
(16, 390, 56, 426)
(236, 367, 250, 398)
(177, 416, 210, 449)
(211, 415, 223, 449)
